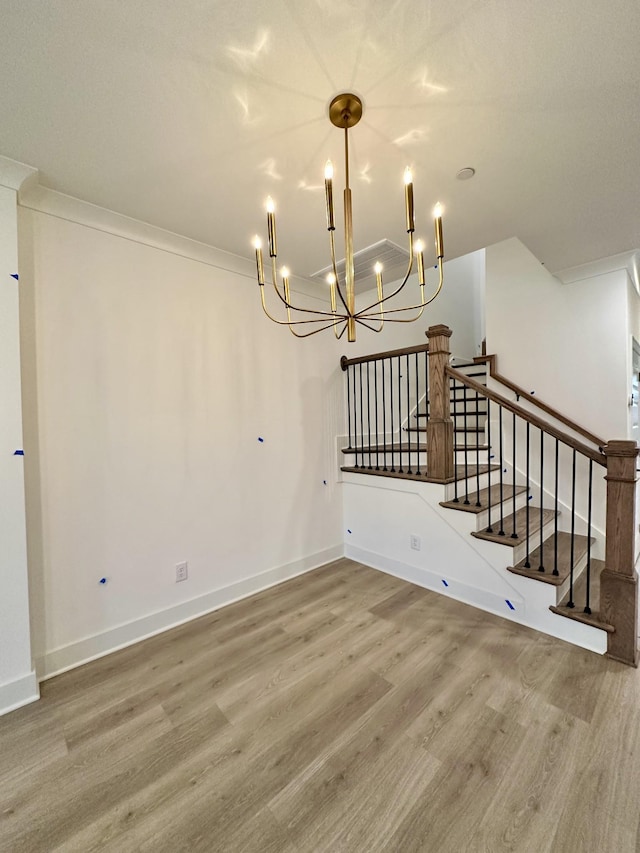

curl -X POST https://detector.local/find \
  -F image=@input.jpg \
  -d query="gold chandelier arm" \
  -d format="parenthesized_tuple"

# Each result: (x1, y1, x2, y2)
(357, 258, 444, 320)
(265, 257, 347, 319)
(260, 285, 351, 328)
(354, 316, 386, 333)
(356, 232, 415, 316)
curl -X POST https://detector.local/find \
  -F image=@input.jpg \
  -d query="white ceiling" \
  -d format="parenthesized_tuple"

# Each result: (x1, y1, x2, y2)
(1, 0, 639, 278)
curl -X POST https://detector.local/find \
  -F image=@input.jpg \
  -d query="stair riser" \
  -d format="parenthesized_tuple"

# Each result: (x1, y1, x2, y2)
(511, 518, 558, 564)
(445, 469, 497, 498)
(474, 491, 530, 529)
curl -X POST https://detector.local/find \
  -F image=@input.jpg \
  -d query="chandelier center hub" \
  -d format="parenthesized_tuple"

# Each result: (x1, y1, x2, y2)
(329, 93, 363, 129)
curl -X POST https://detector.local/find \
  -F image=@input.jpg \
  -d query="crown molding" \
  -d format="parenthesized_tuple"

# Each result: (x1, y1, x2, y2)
(0, 155, 39, 193)
(556, 250, 640, 291)
(18, 182, 321, 300)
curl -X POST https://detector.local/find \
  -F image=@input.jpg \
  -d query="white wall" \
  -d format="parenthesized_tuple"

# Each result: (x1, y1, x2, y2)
(347, 250, 485, 362)
(18, 192, 345, 680)
(485, 238, 629, 441)
(0, 182, 37, 713)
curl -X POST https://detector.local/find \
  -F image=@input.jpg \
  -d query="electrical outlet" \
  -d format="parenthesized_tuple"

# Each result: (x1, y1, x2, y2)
(410, 534, 421, 551)
(175, 561, 188, 582)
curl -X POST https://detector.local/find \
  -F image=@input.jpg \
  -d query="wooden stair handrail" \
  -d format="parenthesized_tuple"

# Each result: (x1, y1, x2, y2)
(341, 342, 429, 370)
(447, 366, 607, 466)
(474, 354, 606, 449)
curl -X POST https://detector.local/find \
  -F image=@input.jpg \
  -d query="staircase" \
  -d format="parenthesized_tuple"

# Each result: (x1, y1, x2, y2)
(339, 325, 639, 665)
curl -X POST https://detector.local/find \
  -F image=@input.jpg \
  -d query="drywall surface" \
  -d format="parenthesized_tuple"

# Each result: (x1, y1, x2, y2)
(20, 195, 344, 677)
(0, 185, 37, 714)
(485, 238, 628, 441)
(348, 249, 485, 362)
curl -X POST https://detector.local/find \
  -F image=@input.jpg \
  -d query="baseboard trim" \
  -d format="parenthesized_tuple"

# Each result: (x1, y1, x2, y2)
(346, 544, 526, 619)
(0, 670, 39, 717)
(39, 545, 344, 682)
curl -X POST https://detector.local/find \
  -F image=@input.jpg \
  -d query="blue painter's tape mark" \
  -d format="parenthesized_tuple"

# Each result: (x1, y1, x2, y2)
(490, 454, 495, 459)
(10, 273, 19, 280)
(504, 468, 507, 473)
(505, 599, 515, 611)
(530, 391, 535, 395)
(347, 529, 352, 534)
(13, 449, 24, 456)
(323, 480, 327, 485)
(258, 437, 264, 443)
(442, 579, 449, 587)
(528, 495, 533, 501)
(99, 577, 107, 585)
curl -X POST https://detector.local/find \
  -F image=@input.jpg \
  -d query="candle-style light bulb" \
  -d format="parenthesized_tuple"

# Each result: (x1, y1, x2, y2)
(324, 160, 335, 231)
(253, 235, 264, 285)
(266, 197, 277, 257)
(433, 202, 444, 259)
(404, 167, 415, 233)
(374, 261, 384, 306)
(414, 239, 425, 285)
(281, 266, 290, 280)
(326, 272, 337, 312)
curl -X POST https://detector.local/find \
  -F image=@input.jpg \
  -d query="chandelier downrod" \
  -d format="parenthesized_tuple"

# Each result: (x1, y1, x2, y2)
(252, 92, 445, 342)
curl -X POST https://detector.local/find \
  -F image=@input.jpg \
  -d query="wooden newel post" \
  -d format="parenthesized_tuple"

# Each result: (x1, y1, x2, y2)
(601, 440, 639, 667)
(426, 324, 454, 481)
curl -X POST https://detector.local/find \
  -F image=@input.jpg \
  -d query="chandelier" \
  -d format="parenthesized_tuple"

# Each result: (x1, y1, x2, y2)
(252, 93, 445, 342)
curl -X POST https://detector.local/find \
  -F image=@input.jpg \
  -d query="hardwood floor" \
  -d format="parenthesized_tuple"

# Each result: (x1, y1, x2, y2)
(1, 558, 639, 852)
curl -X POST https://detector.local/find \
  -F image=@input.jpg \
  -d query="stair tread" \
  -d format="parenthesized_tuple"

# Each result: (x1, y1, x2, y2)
(440, 483, 528, 514)
(507, 532, 594, 586)
(471, 506, 557, 547)
(407, 426, 486, 433)
(415, 410, 486, 419)
(341, 463, 499, 483)
(550, 559, 613, 632)
(341, 443, 489, 454)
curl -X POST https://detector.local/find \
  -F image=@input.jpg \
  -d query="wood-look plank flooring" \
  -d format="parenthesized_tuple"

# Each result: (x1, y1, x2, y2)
(1, 558, 639, 852)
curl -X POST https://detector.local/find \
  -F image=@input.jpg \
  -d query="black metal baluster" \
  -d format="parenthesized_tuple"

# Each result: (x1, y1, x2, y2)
(366, 363, 372, 469)
(475, 386, 482, 506)
(382, 359, 388, 471)
(538, 429, 545, 572)
(398, 356, 403, 473)
(346, 364, 352, 450)
(353, 365, 359, 469)
(498, 406, 505, 535)
(390, 358, 395, 472)
(452, 381, 459, 502)
(424, 350, 429, 476)
(511, 411, 518, 538)
(585, 459, 593, 614)
(414, 352, 421, 476)
(486, 400, 493, 532)
(524, 422, 531, 567)
(553, 439, 559, 576)
(359, 362, 364, 469)
(463, 381, 470, 505)
(568, 449, 577, 607)
(374, 360, 379, 471)
(406, 354, 412, 474)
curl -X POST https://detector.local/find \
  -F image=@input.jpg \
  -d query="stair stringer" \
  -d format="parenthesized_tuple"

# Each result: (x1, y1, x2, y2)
(342, 470, 608, 655)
